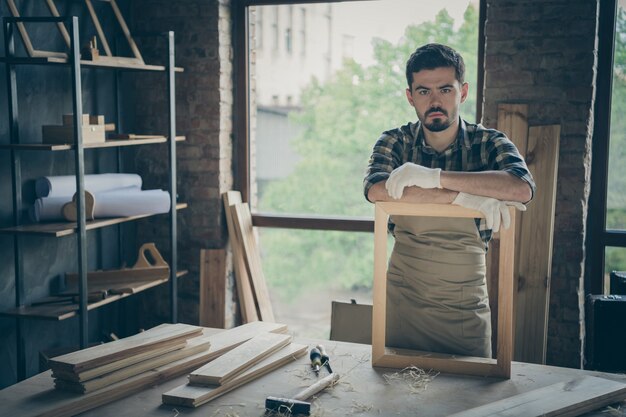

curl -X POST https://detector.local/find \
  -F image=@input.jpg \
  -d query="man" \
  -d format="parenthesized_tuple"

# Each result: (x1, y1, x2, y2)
(363, 43, 535, 358)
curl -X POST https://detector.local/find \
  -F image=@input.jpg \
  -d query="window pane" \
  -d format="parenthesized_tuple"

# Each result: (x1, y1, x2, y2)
(606, 247, 626, 293)
(250, 0, 479, 216)
(607, 7, 626, 230)
(258, 228, 374, 338)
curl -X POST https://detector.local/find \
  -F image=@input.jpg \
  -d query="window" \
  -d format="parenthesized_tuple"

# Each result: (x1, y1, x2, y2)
(586, 0, 626, 295)
(234, 0, 484, 337)
(285, 5, 293, 54)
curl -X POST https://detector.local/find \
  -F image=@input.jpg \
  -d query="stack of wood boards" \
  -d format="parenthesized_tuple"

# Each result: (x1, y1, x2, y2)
(163, 331, 308, 407)
(50, 323, 205, 393)
(1, 321, 288, 417)
(222, 191, 275, 323)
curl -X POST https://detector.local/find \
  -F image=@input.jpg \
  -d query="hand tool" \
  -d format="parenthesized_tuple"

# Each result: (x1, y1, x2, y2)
(265, 372, 340, 415)
(309, 347, 322, 376)
(316, 344, 332, 374)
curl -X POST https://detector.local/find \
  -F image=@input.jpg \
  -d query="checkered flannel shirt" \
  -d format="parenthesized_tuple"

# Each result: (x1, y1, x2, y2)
(363, 118, 536, 249)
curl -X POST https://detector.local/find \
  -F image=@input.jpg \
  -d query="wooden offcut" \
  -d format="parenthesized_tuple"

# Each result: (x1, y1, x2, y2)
(371, 202, 515, 378)
(162, 342, 307, 407)
(42, 124, 106, 144)
(199, 248, 226, 328)
(222, 191, 258, 322)
(189, 332, 291, 386)
(231, 202, 275, 322)
(448, 376, 626, 417)
(48, 323, 202, 374)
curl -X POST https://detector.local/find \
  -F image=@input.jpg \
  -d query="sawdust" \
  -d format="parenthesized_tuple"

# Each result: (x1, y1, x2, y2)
(382, 366, 439, 393)
(350, 400, 374, 413)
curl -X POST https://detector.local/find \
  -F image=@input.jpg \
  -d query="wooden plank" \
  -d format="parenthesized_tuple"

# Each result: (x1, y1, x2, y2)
(54, 336, 212, 393)
(514, 125, 560, 364)
(51, 341, 186, 382)
(448, 376, 626, 417)
(189, 332, 291, 386)
(222, 191, 258, 322)
(109, 0, 144, 63)
(84, 0, 113, 56)
(48, 323, 202, 373)
(0, 321, 287, 417)
(162, 343, 307, 407)
(199, 249, 226, 328)
(232, 202, 275, 321)
(490, 103, 529, 355)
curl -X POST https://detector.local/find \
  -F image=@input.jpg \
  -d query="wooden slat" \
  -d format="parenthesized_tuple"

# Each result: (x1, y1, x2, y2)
(54, 336, 212, 393)
(514, 125, 560, 364)
(490, 103, 529, 355)
(48, 323, 202, 373)
(199, 249, 226, 328)
(448, 376, 626, 417)
(51, 342, 186, 382)
(162, 343, 307, 407)
(0, 136, 185, 151)
(231, 202, 275, 321)
(222, 191, 258, 322)
(0, 321, 287, 417)
(189, 332, 291, 386)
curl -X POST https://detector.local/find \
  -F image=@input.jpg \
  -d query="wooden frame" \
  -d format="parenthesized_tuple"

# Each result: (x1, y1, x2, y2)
(5, 0, 70, 58)
(371, 202, 515, 378)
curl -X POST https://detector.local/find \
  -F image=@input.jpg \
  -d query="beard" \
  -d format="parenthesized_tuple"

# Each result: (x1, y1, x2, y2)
(420, 107, 454, 132)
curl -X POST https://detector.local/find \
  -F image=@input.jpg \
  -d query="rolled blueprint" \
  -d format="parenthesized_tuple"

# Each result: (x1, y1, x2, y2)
(35, 173, 142, 198)
(30, 188, 171, 222)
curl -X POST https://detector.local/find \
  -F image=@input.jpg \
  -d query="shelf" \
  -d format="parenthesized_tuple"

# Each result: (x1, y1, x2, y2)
(0, 56, 184, 72)
(0, 270, 188, 321)
(0, 203, 188, 237)
(0, 136, 185, 151)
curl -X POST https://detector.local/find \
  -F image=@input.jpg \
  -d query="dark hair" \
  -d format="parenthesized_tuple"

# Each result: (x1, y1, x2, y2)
(405, 43, 465, 88)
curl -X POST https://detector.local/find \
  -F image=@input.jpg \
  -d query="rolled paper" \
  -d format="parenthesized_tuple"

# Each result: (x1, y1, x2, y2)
(35, 173, 142, 198)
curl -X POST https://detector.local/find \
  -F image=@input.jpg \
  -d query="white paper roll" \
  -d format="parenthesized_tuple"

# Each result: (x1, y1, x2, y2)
(30, 189, 171, 222)
(93, 189, 171, 218)
(35, 174, 142, 198)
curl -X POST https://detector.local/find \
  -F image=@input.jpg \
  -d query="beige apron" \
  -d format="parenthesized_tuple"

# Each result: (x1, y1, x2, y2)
(385, 215, 492, 358)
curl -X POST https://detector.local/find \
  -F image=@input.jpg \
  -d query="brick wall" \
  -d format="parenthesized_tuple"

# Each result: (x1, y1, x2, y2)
(483, 0, 598, 368)
(130, 0, 237, 327)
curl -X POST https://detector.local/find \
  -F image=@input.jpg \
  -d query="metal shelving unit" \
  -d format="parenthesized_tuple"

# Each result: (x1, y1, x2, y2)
(2, 15, 182, 381)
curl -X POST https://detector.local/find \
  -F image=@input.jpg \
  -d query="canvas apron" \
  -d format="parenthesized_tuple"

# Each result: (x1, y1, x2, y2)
(385, 214, 492, 358)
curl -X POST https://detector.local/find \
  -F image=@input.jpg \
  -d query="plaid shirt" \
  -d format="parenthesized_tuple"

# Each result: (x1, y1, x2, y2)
(363, 118, 536, 249)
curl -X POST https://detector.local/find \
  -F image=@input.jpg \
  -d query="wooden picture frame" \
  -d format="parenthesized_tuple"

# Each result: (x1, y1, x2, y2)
(371, 202, 514, 379)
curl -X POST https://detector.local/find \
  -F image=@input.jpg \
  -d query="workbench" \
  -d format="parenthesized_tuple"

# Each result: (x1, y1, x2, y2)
(2, 336, 625, 417)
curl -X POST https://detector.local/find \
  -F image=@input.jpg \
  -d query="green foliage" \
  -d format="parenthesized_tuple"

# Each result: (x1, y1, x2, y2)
(257, 5, 481, 299)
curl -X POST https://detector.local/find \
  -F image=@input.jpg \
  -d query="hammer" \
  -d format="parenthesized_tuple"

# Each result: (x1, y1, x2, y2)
(265, 372, 340, 415)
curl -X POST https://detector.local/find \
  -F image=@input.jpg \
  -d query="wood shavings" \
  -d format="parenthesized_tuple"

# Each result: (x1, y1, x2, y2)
(382, 366, 438, 393)
(603, 403, 626, 416)
(350, 400, 374, 413)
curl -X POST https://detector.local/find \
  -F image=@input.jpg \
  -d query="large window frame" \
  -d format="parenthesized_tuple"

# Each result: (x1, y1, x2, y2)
(233, 0, 486, 231)
(586, 0, 623, 295)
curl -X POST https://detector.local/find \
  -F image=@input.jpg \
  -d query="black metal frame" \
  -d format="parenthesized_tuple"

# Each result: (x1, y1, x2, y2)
(585, 0, 622, 296)
(233, 0, 486, 230)
(2, 16, 178, 381)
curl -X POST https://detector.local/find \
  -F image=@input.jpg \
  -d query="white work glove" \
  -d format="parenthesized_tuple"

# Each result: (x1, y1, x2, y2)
(452, 192, 526, 233)
(385, 163, 442, 199)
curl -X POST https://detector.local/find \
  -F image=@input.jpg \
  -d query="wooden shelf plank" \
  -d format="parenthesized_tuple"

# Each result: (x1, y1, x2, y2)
(0, 56, 184, 72)
(0, 203, 188, 237)
(0, 136, 185, 151)
(0, 270, 188, 321)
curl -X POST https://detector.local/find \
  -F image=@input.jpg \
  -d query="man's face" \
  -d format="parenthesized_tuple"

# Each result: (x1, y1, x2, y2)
(405, 66, 468, 133)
